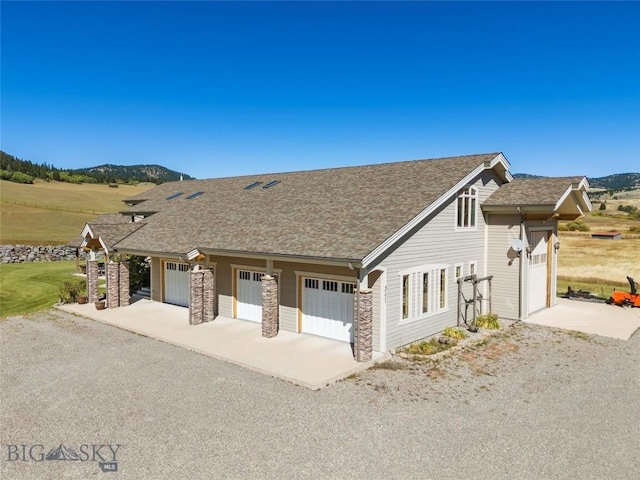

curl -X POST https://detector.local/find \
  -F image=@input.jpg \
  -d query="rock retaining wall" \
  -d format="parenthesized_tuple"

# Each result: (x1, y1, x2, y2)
(0, 245, 77, 264)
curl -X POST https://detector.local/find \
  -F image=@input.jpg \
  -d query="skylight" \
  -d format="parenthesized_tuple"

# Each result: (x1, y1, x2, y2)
(244, 181, 262, 190)
(263, 180, 281, 189)
(166, 192, 183, 200)
(185, 191, 203, 200)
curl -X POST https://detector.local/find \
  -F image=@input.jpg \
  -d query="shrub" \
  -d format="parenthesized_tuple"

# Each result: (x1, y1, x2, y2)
(403, 338, 454, 355)
(442, 327, 468, 340)
(128, 255, 151, 292)
(566, 221, 590, 232)
(475, 313, 500, 329)
(0, 169, 34, 184)
(58, 278, 87, 303)
(599, 202, 607, 211)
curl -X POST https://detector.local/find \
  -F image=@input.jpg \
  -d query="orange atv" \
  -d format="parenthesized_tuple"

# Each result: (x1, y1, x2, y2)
(608, 277, 640, 308)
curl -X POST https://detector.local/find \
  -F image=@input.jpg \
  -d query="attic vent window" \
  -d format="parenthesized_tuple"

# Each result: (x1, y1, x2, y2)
(166, 192, 183, 200)
(244, 181, 262, 190)
(185, 191, 203, 200)
(263, 180, 281, 189)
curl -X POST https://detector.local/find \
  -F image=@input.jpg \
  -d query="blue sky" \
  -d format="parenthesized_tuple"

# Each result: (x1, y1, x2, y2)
(1, 1, 639, 179)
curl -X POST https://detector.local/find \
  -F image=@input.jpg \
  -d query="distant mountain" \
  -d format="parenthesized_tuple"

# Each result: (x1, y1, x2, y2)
(587, 173, 640, 190)
(513, 173, 545, 179)
(73, 164, 194, 184)
(0, 151, 193, 185)
(514, 172, 640, 190)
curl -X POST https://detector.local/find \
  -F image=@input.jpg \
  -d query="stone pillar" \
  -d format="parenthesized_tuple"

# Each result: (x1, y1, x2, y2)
(261, 275, 279, 338)
(119, 261, 130, 307)
(87, 260, 99, 303)
(106, 262, 120, 308)
(355, 289, 373, 362)
(203, 267, 215, 323)
(189, 270, 204, 325)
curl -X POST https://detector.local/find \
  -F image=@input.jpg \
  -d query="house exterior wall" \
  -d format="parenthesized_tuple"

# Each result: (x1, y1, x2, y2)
(208, 255, 356, 334)
(150, 257, 162, 302)
(486, 213, 522, 321)
(377, 170, 503, 350)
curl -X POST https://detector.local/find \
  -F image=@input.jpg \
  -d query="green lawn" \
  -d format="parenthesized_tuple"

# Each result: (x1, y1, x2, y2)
(0, 261, 77, 317)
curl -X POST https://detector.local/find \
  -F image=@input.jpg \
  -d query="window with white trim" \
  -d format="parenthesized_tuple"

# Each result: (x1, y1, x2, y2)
(468, 261, 477, 276)
(456, 186, 478, 229)
(454, 263, 463, 280)
(400, 264, 448, 321)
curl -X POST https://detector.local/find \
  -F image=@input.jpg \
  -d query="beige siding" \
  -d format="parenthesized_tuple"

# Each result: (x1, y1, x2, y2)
(378, 171, 503, 350)
(207, 256, 356, 334)
(486, 214, 522, 320)
(368, 270, 384, 352)
(150, 257, 162, 302)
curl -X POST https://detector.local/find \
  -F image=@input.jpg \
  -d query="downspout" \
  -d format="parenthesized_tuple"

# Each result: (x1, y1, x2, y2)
(355, 271, 361, 361)
(518, 207, 525, 322)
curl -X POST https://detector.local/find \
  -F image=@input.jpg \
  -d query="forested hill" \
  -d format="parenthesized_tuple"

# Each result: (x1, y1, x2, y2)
(0, 151, 193, 185)
(514, 172, 640, 190)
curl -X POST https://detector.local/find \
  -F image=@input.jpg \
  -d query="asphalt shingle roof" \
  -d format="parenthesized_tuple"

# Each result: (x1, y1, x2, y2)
(67, 213, 137, 248)
(483, 177, 585, 207)
(115, 153, 502, 261)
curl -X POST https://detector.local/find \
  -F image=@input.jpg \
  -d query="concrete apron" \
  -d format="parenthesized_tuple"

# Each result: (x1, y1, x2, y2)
(56, 298, 383, 390)
(526, 298, 640, 340)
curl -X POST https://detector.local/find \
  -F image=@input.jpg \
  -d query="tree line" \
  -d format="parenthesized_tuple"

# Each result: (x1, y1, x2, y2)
(0, 151, 190, 185)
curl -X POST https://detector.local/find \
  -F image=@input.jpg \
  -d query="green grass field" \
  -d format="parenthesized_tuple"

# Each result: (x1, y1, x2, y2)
(0, 179, 154, 244)
(0, 261, 77, 317)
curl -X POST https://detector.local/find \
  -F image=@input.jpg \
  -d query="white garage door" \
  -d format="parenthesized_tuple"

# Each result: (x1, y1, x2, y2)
(237, 270, 263, 322)
(302, 278, 355, 343)
(528, 230, 550, 314)
(165, 262, 190, 307)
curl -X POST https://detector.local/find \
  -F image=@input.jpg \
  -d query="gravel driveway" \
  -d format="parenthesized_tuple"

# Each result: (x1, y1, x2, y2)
(1, 309, 638, 479)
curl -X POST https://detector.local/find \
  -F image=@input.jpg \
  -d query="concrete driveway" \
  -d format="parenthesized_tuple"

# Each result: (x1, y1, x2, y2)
(526, 297, 640, 339)
(57, 298, 382, 389)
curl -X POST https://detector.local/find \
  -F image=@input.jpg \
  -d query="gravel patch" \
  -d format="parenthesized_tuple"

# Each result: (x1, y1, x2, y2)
(1, 310, 638, 479)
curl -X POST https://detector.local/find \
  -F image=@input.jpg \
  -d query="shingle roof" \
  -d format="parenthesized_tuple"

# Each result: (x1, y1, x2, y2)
(483, 177, 585, 207)
(89, 223, 144, 250)
(115, 153, 503, 261)
(67, 213, 136, 248)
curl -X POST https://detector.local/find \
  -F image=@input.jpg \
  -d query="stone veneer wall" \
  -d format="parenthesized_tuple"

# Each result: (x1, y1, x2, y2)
(355, 289, 373, 362)
(106, 261, 130, 308)
(119, 262, 130, 307)
(87, 260, 100, 303)
(190, 267, 215, 325)
(106, 262, 120, 308)
(261, 275, 279, 338)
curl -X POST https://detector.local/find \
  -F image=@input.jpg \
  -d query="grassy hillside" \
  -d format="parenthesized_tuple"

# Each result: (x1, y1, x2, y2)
(0, 179, 155, 244)
(557, 188, 640, 292)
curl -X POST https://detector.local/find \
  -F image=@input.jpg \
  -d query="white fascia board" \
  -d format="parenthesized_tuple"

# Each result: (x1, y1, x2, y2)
(581, 190, 593, 212)
(81, 223, 94, 239)
(554, 186, 575, 211)
(554, 180, 592, 213)
(98, 237, 110, 255)
(363, 153, 507, 269)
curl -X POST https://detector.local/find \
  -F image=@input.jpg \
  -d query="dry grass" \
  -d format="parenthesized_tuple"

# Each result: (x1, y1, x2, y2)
(558, 236, 639, 284)
(557, 189, 639, 286)
(0, 180, 154, 244)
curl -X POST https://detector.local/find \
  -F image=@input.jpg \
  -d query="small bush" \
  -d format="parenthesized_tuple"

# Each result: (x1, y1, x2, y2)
(599, 202, 607, 211)
(475, 313, 500, 329)
(557, 223, 568, 232)
(403, 338, 454, 355)
(566, 221, 590, 232)
(442, 327, 468, 340)
(58, 278, 87, 303)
